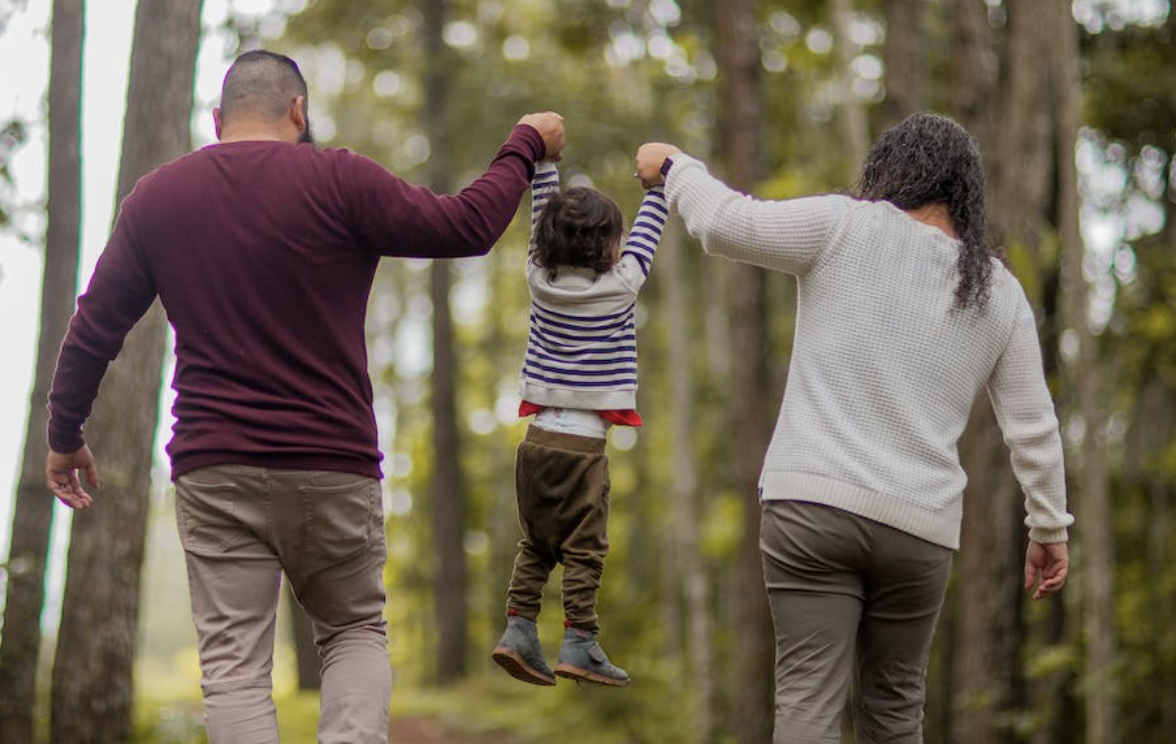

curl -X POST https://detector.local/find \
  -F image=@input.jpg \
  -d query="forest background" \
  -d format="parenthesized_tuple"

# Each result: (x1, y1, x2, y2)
(0, 1, 1174, 743)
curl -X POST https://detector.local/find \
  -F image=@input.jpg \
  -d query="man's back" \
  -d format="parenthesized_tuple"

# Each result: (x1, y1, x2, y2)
(49, 126, 546, 479)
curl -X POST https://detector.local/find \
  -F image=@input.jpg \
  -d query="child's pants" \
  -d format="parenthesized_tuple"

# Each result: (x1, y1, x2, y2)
(507, 425, 610, 632)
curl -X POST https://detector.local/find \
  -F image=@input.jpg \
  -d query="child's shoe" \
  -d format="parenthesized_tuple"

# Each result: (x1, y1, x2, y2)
(553, 627, 631, 687)
(491, 615, 556, 686)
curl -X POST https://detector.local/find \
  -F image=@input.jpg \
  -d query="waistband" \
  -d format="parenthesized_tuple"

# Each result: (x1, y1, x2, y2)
(523, 424, 608, 454)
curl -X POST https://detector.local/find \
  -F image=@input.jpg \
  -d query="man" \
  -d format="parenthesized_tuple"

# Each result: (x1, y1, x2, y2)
(45, 50, 564, 744)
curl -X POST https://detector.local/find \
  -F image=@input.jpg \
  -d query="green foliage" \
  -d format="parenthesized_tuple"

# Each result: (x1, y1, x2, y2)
(124, 1, 1176, 740)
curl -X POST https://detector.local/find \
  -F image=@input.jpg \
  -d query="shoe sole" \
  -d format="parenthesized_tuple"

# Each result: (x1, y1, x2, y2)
(553, 662, 631, 687)
(491, 646, 556, 686)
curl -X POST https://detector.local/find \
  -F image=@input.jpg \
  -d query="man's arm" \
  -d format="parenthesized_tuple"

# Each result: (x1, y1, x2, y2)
(352, 113, 564, 259)
(46, 195, 158, 506)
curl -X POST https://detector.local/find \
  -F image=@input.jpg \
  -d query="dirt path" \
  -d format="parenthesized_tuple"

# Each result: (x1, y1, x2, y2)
(388, 715, 520, 744)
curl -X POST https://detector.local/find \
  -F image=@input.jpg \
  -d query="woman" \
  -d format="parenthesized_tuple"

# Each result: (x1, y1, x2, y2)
(635, 113, 1072, 744)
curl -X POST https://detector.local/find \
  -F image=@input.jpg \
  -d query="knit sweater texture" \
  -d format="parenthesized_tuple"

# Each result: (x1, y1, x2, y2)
(518, 162, 668, 411)
(665, 154, 1072, 550)
(48, 126, 544, 479)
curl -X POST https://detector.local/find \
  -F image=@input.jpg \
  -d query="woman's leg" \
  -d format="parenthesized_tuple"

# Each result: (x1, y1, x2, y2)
(852, 522, 953, 744)
(761, 501, 871, 744)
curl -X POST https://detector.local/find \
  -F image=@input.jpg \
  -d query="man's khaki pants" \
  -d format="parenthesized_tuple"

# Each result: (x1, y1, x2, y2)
(175, 465, 391, 744)
(761, 499, 953, 744)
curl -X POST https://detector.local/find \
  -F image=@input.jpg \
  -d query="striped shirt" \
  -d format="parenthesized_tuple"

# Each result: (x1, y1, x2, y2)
(519, 162, 667, 413)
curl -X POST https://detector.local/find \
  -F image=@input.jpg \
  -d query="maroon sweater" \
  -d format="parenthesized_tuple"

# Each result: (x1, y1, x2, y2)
(48, 125, 545, 479)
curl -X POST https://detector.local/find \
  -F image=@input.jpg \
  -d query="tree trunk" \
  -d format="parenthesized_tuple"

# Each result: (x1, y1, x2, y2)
(882, 0, 927, 128)
(662, 221, 715, 743)
(948, 3, 1028, 742)
(0, 2, 83, 742)
(421, 0, 468, 684)
(831, 0, 869, 179)
(49, 2, 202, 742)
(1050, 3, 1116, 742)
(713, 0, 774, 741)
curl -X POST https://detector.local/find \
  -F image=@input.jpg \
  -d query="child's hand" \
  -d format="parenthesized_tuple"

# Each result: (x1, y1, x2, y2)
(635, 142, 681, 188)
(518, 112, 565, 162)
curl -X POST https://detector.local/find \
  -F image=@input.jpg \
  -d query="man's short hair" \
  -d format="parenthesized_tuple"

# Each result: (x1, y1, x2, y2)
(219, 50, 308, 125)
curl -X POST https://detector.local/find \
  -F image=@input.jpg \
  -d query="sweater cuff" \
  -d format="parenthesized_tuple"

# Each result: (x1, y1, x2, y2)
(48, 418, 85, 454)
(1028, 525, 1069, 545)
(510, 123, 548, 164)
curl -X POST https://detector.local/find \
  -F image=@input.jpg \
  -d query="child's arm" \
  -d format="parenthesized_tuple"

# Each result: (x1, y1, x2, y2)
(529, 161, 560, 257)
(618, 186, 668, 288)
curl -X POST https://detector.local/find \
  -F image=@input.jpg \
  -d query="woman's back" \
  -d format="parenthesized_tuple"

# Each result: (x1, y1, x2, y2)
(762, 196, 1027, 548)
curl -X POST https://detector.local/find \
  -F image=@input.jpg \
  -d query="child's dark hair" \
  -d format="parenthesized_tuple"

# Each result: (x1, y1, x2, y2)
(531, 187, 623, 273)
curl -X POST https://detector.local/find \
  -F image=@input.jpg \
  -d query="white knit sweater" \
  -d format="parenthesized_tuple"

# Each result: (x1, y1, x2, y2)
(665, 154, 1073, 550)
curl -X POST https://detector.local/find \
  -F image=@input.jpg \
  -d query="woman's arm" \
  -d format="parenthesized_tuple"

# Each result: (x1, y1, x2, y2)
(666, 155, 849, 275)
(986, 295, 1073, 545)
(635, 143, 849, 276)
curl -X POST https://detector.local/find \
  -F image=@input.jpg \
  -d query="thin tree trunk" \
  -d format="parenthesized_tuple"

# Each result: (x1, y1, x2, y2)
(714, 0, 773, 740)
(49, 2, 202, 742)
(1050, 3, 1116, 742)
(948, 3, 1026, 742)
(882, 0, 927, 128)
(421, 0, 468, 684)
(831, 0, 869, 179)
(0, 2, 83, 742)
(950, 0, 998, 151)
(662, 221, 715, 743)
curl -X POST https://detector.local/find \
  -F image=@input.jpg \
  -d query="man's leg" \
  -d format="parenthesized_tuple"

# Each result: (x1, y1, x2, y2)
(175, 465, 282, 744)
(762, 501, 868, 744)
(852, 523, 952, 744)
(272, 470, 390, 744)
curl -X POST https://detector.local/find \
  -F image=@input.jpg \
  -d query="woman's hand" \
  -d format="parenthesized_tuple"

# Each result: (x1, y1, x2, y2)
(1024, 540, 1069, 599)
(635, 142, 681, 188)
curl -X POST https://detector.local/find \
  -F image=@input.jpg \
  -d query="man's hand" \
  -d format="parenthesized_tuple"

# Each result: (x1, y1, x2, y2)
(47, 444, 99, 510)
(518, 112, 565, 162)
(1024, 540, 1069, 600)
(635, 142, 682, 189)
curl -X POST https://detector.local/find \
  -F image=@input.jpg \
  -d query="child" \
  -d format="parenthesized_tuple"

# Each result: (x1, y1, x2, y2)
(491, 161, 667, 687)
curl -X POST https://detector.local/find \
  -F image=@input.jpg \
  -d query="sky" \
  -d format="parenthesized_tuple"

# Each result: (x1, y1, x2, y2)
(0, 0, 280, 623)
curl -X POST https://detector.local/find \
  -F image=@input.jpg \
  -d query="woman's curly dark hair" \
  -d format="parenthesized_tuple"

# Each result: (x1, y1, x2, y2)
(856, 112, 1004, 311)
(531, 187, 623, 274)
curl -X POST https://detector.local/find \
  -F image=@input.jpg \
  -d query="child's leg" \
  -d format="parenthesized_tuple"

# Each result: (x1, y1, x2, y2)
(557, 451, 610, 632)
(507, 426, 610, 628)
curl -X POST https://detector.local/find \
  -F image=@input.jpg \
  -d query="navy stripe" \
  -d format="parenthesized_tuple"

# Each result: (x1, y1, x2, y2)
(527, 348, 637, 366)
(531, 309, 632, 334)
(531, 325, 636, 346)
(528, 341, 638, 357)
(525, 360, 637, 377)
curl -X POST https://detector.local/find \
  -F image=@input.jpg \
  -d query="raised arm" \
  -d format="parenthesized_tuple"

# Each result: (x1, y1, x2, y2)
(635, 143, 849, 276)
(616, 186, 668, 289)
(352, 113, 563, 260)
(530, 161, 560, 255)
